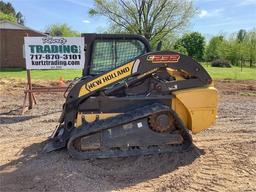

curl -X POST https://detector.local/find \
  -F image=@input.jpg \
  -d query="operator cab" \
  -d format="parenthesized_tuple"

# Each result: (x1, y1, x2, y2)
(82, 33, 151, 76)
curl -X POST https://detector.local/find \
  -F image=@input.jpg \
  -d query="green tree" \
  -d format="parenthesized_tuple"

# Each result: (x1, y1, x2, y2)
(236, 29, 247, 66)
(172, 44, 188, 55)
(243, 30, 256, 67)
(46, 23, 80, 37)
(0, 2, 15, 15)
(0, 11, 16, 22)
(0, 1, 24, 24)
(223, 30, 255, 67)
(237, 29, 246, 43)
(159, 33, 178, 51)
(16, 11, 24, 25)
(89, 0, 195, 47)
(174, 32, 205, 60)
(221, 39, 240, 66)
(205, 36, 224, 61)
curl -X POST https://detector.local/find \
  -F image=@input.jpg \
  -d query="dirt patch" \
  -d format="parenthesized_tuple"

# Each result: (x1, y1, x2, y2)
(0, 79, 256, 192)
(215, 79, 256, 96)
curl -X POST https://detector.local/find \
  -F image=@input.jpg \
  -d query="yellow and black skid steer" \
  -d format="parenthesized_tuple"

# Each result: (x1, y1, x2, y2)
(44, 34, 218, 159)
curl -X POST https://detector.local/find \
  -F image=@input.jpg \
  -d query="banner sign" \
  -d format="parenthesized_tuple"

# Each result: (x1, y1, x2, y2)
(24, 37, 85, 69)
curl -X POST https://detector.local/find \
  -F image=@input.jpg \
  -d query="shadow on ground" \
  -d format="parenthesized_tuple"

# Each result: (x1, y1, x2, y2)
(0, 140, 204, 192)
(0, 116, 39, 124)
(0, 109, 61, 125)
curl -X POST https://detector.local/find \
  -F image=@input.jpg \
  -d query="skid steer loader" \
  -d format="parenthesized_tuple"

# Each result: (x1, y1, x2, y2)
(44, 33, 218, 159)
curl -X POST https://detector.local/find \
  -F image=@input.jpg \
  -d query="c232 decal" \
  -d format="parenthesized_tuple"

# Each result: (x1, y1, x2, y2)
(147, 54, 180, 63)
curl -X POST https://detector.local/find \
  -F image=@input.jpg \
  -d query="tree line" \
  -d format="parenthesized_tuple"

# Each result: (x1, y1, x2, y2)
(1, 0, 255, 67)
(204, 29, 256, 67)
(170, 29, 256, 67)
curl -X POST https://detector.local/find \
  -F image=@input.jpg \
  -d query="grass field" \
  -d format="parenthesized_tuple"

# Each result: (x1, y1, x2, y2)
(0, 68, 82, 80)
(0, 65, 255, 80)
(202, 64, 256, 80)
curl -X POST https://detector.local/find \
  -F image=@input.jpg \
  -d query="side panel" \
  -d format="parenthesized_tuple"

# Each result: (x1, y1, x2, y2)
(76, 96, 172, 127)
(172, 86, 218, 133)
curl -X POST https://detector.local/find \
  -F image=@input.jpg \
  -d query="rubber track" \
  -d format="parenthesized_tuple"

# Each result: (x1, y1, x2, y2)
(67, 103, 192, 159)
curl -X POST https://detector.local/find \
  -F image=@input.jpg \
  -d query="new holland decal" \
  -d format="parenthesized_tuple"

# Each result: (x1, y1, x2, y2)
(147, 54, 180, 63)
(78, 61, 135, 97)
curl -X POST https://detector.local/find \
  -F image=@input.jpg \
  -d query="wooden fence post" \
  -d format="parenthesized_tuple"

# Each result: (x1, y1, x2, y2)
(27, 70, 33, 109)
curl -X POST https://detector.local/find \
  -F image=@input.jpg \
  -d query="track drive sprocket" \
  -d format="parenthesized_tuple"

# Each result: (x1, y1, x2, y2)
(148, 111, 176, 133)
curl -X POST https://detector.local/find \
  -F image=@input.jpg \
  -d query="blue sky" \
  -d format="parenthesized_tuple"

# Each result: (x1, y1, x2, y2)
(5, 0, 256, 37)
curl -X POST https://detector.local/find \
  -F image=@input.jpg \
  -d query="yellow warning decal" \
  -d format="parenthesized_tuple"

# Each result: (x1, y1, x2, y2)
(79, 61, 134, 97)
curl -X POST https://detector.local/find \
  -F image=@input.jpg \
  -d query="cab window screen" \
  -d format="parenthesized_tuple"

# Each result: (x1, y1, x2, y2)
(90, 40, 146, 75)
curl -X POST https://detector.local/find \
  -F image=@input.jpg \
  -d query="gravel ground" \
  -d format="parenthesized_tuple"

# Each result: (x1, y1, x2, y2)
(0, 79, 256, 192)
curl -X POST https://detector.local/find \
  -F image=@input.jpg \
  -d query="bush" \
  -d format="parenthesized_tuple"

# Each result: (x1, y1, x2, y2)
(211, 59, 232, 68)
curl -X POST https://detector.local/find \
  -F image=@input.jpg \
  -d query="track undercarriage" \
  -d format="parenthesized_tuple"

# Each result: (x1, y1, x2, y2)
(66, 103, 192, 159)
